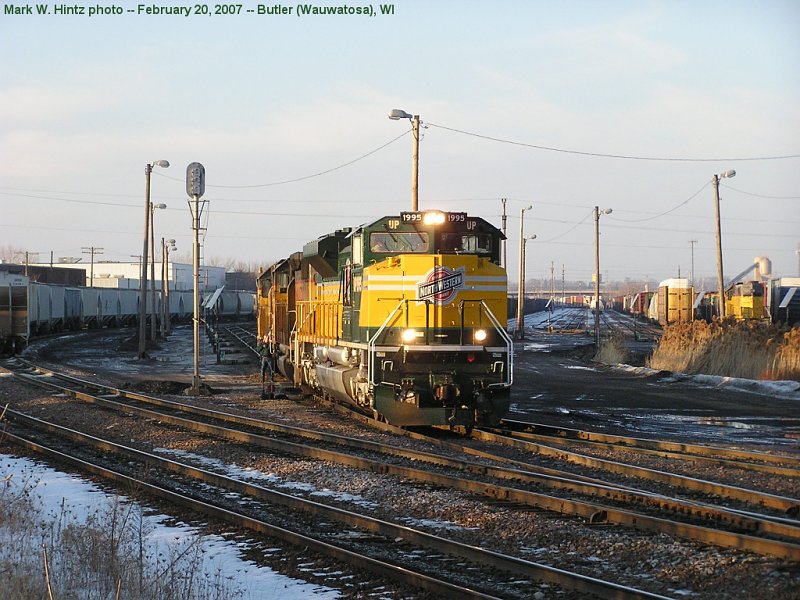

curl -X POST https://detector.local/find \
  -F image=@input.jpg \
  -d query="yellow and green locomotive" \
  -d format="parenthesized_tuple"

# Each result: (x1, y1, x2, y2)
(257, 210, 512, 428)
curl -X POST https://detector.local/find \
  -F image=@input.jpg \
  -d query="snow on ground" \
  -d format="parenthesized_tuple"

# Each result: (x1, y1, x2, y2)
(158, 447, 380, 510)
(612, 364, 800, 400)
(0, 454, 341, 599)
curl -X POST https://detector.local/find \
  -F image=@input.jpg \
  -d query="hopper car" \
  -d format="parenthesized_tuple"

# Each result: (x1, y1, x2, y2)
(0, 270, 255, 352)
(257, 210, 512, 429)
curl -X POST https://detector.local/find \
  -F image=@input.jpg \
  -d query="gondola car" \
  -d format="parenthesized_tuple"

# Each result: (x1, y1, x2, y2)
(257, 210, 512, 429)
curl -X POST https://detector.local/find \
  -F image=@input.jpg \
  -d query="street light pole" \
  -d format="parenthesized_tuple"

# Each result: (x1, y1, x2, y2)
(388, 109, 421, 211)
(594, 207, 612, 348)
(796, 245, 800, 277)
(515, 205, 532, 340)
(150, 202, 166, 340)
(712, 170, 735, 318)
(160, 238, 176, 337)
(138, 161, 169, 358)
(501, 198, 507, 268)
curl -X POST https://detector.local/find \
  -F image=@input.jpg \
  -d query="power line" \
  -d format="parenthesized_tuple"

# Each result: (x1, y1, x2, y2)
(0, 185, 407, 205)
(154, 130, 411, 189)
(606, 181, 711, 223)
(537, 210, 594, 243)
(5, 188, 797, 233)
(426, 122, 800, 162)
(721, 183, 800, 200)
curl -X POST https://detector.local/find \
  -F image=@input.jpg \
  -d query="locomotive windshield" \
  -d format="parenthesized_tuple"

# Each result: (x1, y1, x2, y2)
(370, 232, 430, 253)
(441, 233, 493, 255)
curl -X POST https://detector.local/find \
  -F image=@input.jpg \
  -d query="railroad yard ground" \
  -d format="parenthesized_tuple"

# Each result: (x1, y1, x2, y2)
(1, 320, 800, 599)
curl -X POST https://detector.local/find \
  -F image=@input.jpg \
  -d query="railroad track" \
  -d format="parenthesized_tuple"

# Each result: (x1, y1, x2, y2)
(354, 410, 800, 549)
(3, 357, 800, 598)
(220, 323, 259, 355)
(0, 357, 679, 600)
(599, 310, 662, 341)
(5, 409, 663, 599)
(498, 419, 800, 475)
(296, 385, 800, 559)
(526, 306, 588, 333)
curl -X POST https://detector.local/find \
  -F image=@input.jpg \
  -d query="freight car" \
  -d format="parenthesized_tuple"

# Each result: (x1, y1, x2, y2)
(626, 291, 654, 318)
(770, 278, 800, 326)
(648, 278, 694, 326)
(257, 210, 512, 429)
(1, 271, 256, 352)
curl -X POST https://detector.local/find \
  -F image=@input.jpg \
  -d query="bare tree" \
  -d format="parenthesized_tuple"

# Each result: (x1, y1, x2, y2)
(0, 244, 26, 262)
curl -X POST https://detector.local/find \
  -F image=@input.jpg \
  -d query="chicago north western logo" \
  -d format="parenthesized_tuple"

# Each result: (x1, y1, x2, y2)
(417, 266, 465, 304)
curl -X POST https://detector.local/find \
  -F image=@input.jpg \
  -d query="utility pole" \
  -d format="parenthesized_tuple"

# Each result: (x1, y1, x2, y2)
(388, 109, 421, 211)
(796, 244, 800, 277)
(411, 114, 420, 211)
(594, 207, 612, 348)
(562, 264, 565, 305)
(689, 239, 698, 290)
(81, 246, 103, 287)
(594, 207, 600, 347)
(550, 261, 555, 300)
(516, 205, 532, 340)
(501, 198, 507, 268)
(712, 170, 735, 318)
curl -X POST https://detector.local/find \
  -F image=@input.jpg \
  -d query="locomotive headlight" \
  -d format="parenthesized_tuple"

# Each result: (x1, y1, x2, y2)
(423, 211, 445, 225)
(474, 329, 488, 343)
(401, 328, 418, 343)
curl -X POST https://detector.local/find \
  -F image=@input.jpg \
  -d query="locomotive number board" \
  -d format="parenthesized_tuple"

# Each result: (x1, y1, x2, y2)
(400, 211, 468, 223)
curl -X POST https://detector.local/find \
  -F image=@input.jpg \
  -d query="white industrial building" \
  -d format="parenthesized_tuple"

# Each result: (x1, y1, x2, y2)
(30, 261, 226, 291)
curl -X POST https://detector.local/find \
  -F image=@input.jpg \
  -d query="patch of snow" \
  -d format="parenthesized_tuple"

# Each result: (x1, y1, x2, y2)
(610, 365, 800, 400)
(400, 517, 478, 531)
(157, 447, 379, 509)
(0, 454, 340, 599)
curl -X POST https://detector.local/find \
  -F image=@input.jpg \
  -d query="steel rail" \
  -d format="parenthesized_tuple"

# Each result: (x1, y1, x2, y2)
(492, 422, 800, 477)
(500, 420, 800, 468)
(315, 394, 800, 538)
(11, 370, 800, 560)
(0, 427, 500, 600)
(14, 363, 800, 544)
(12, 359, 800, 523)
(2, 408, 673, 600)
(221, 325, 259, 355)
(469, 428, 800, 515)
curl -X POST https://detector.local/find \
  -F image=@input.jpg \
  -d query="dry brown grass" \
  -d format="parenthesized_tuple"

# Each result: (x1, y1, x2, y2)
(648, 320, 800, 381)
(0, 469, 242, 600)
(594, 333, 631, 365)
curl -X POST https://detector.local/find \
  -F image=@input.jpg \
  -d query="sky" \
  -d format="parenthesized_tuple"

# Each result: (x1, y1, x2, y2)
(1, 0, 799, 290)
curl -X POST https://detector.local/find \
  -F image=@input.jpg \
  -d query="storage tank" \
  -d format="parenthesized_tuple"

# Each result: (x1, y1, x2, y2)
(754, 256, 772, 280)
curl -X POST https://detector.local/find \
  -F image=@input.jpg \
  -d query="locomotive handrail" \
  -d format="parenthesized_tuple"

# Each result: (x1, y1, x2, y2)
(367, 299, 405, 388)
(295, 299, 342, 345)
(480, 300, 513, 388)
